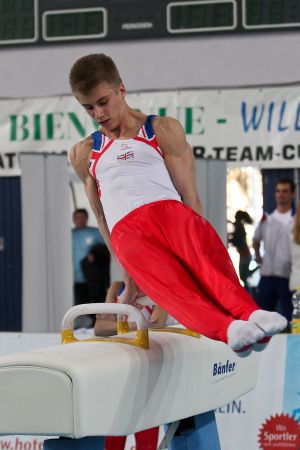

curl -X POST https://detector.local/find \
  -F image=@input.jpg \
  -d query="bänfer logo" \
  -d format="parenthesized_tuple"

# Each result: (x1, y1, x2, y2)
(213, 359, 236, 377)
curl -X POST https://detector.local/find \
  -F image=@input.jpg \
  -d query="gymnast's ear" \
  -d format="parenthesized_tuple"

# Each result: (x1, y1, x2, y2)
(119, 82, 126, 98)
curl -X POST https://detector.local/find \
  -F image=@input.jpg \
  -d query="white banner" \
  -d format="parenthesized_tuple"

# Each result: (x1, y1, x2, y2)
(216, 334, 300, 450)
(1, 85, 300, 176)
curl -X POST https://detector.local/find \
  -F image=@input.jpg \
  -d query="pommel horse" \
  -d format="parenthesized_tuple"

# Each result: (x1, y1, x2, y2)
(0, 303, 260, 449)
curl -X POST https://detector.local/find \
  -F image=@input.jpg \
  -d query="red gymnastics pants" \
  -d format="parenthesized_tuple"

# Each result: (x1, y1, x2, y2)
(111, 200, 259, 343)
(105, 427, 159, 450)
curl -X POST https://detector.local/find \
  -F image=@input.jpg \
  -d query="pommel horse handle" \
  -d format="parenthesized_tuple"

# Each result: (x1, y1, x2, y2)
(61, 303, 150, 349)
(136, 296, 201, 339)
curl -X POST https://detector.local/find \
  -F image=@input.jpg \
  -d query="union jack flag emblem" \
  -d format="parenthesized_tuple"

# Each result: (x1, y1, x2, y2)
(117, 151, 134, 160)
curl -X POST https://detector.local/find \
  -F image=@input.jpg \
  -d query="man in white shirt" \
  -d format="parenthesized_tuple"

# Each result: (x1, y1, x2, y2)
(253, 179, 296, 322)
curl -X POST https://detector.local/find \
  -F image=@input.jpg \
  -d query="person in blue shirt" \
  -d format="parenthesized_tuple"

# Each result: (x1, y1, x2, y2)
(72, 208, 106, 307)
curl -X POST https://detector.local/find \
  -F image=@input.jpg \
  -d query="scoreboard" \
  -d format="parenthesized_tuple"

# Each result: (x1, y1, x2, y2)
(1, 0, 300, 46)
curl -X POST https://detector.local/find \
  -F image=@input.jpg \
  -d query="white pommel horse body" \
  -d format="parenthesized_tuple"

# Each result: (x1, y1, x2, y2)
(0, 304, 260, 449)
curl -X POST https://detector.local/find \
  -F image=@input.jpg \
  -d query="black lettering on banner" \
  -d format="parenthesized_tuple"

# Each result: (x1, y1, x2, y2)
(0, 152, 17, 170)
(193, 146, 206, 158)
(240, 147, 253, 161)
(192, 144, 277, 163)
(226, 147, 238, 161)
(6, 153, 16, 168)
(212, 147, 224, 159)
(282, 145, 295, 160)
(216, 400, 243, 414)
(256, 146, 273, 161)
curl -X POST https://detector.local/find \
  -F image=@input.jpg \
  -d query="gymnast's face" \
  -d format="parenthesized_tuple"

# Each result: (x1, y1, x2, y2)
(76, 82, 127, 131)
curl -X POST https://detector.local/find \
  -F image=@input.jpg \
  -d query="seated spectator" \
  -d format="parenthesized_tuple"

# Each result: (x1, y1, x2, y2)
(94, 281, 173, 336)
(95, 280, 168, 450)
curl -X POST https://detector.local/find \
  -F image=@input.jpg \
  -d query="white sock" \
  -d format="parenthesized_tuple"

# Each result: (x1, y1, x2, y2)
(249, 310, 287, 336)
(227, 320, 265, 351)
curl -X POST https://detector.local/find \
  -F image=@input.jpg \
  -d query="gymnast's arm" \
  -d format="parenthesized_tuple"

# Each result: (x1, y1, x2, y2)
(153, 116, 204, 217)
(69, 137, 112, 253)
(69, 138, 140, 303)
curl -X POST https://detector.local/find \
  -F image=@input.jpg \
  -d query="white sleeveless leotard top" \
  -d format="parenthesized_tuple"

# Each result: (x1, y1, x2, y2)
(89, 115, 181, 231)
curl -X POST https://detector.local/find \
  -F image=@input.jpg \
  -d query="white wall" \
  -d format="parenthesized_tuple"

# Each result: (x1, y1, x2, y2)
(0, 32, 300, 98)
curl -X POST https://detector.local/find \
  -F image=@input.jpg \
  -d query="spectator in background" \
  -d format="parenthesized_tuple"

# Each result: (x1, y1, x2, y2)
(253, 179, 295, 323)
(289, 202, 300, 292)
(228, 210, 253, 292)
(72, 208, 106, 306)
(81, 243, 110, 303)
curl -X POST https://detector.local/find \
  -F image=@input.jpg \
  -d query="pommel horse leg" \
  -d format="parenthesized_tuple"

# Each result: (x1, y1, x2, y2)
(162, 411, 221, 450)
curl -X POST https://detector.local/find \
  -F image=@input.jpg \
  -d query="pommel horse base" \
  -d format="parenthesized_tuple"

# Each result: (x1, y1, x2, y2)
(0, 304, 260, 449)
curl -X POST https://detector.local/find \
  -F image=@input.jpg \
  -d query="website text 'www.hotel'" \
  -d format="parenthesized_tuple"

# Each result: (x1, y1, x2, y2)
(0, 437, 43, 450)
